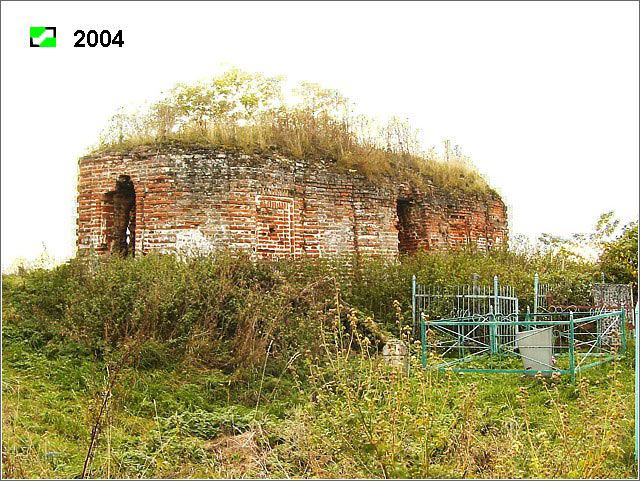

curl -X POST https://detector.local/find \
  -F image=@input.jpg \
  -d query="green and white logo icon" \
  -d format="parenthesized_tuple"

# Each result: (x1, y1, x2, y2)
(30, 27, 56, 47)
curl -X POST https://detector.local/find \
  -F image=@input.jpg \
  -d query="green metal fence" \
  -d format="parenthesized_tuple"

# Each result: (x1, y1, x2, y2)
(412, 274, 518, 335)
(420, 309, 626, 383)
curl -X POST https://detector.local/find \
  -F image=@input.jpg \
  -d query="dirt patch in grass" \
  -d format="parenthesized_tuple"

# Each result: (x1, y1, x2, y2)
(204, 431, 262, 475)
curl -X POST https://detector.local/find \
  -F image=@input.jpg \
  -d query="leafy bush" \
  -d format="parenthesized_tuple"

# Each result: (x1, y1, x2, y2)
(599, 221, 638, 295)
(162, 406, 254, 439)
(2, 251, 332, 371)
(347, 247, 600, 328)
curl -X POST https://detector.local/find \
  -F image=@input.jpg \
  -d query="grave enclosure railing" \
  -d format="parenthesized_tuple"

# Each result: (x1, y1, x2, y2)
(411, 275, 518, 335)
(419, 309, 627, 382)
(412, 273, 629, 381)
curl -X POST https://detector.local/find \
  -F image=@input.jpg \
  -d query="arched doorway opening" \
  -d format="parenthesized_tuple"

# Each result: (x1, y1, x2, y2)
(101, 175, 136, 256)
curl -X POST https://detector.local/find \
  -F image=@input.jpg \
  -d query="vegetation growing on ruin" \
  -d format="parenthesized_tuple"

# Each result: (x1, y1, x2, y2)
(3, 221, 638, 478)
(93, 67, 494, 194)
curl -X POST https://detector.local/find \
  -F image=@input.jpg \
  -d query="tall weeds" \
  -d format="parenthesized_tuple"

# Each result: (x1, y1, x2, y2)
(2, 247, 600, 370)
(270, 294, 636, 478)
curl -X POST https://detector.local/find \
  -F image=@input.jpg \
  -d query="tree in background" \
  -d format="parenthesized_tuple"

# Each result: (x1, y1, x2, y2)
(599, 220, 638, 298)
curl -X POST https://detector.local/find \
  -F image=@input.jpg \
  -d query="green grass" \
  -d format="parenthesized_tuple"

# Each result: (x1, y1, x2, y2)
(2, 315, 637, 478)
(1, 251, 636, 478)
(1, 320, 298, 478)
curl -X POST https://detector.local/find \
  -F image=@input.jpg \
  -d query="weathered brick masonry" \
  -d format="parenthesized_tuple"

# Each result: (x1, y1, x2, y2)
(76, 145, 508, 258)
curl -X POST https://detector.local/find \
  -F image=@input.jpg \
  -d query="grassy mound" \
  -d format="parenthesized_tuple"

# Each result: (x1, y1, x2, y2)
(93, 68, 494, 194)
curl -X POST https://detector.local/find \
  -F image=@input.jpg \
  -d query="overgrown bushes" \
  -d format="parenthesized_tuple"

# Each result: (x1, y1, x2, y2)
(2, 251, 337, 371)
(2, 247, 601, 374)
(2, 247, 636, 479)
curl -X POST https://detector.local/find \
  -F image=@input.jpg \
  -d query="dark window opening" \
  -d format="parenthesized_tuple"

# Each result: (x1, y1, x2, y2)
(397, 199, 417, 255)
(102, 175, 136, 257)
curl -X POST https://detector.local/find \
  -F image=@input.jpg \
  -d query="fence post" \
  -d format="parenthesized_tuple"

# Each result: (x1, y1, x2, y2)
(514, 296, 519, 335)
(569, 311, 576, 384)
(620, 307, 626, 354)
(597, 315, 602, 352)
(629, 283, 635, 330)
(472, 273, 479, 316)
(421, 313, 427, 368)
(533, 273, 539, 314)
(636, 301, 639, 461)
(412, 275, 417, 336)
(489, 305, 497, 355)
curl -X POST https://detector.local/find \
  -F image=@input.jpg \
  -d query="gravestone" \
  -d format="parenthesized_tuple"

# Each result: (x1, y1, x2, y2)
(381, 339, 409, 375)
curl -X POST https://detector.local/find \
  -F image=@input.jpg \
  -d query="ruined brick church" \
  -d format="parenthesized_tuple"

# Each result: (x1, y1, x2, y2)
(76, 144, 508, 258)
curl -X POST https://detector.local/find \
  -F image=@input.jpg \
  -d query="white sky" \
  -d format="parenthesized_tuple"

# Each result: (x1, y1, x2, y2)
(1, 1, 638, 269)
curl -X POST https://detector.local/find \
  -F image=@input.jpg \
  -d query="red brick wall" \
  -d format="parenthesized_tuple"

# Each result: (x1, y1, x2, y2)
(76, 145, 508, 258)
